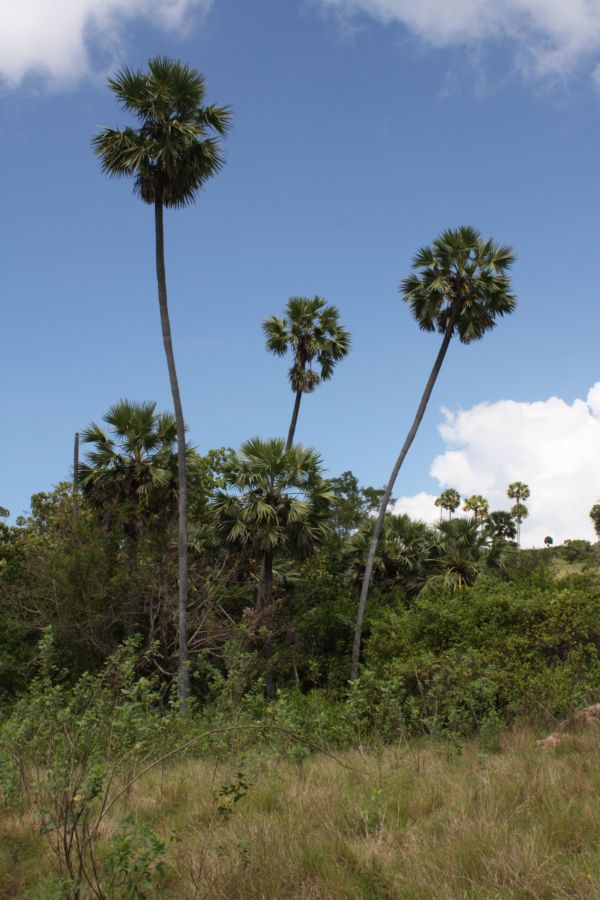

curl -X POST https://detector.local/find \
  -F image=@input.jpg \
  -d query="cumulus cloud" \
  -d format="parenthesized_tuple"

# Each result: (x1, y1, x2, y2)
(391, 383, 600, 547)
(314, 0, 600, 83)
(0, 0, 212, 88)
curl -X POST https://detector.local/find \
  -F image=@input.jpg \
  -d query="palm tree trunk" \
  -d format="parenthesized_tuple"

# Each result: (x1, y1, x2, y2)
(350, 305, 461, 680)
(154, 188, 190, 707)
(286, 390, 303, 450)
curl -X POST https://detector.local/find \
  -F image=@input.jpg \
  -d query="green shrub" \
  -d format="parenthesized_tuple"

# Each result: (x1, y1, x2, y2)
(359, 574, 600, 736)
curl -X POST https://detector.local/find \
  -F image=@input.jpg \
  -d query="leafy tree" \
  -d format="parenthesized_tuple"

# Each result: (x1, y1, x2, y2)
(263, 297, 350, 449)
(327, 472, 393, 537)
(93, 58, 231, 704)
(507, 482, 530, 546)
(434, 488, 461, 521)
(351, 226, 517, 679)
(589, 504, 600, 540)
(463, 494, 489, 524)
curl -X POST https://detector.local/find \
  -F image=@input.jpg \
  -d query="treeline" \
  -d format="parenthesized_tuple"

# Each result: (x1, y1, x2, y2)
(1, 424, 597, 714)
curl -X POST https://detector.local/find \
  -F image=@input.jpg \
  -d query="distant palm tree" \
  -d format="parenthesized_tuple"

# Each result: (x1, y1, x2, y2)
(463, 494, 489, 524)
(507, 482, 530, 547)
(344, 513, 432, 596)
(93, 58, 231, 704)
(263, 296, 350, 449)
(435, 488, 461, 521)
(425, 517, 516, 593)
(426, 518, 482, 593)
(351, 226, 517, 679)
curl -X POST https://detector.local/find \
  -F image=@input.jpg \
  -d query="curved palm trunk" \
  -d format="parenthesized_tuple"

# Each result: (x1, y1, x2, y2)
(154, 191, 190, 707)
(286, 390, 303, 451)
(350, 304, 461, 680)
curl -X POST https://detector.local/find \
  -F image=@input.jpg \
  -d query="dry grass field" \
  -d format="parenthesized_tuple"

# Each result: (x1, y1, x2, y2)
(3, 724, 600, 898)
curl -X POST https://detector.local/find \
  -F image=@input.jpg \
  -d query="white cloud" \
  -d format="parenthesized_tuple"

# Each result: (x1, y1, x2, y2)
(392, 383, 600, 547)
(314, 0, 600, 83)
(390, 491, 440, 523)
(0, 0, 212, 88)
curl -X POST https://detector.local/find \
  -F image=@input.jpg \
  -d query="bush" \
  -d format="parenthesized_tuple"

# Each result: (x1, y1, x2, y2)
(359, 574, 600, 736)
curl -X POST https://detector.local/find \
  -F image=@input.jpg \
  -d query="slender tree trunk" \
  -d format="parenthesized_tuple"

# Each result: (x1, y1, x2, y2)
(350, 304, 462, 681)
(154, 188, 190, 707)
(286, 390, 303, 450)
(72, 432, 79, 524)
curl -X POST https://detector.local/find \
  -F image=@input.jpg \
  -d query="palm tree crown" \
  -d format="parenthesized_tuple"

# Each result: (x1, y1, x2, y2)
(264, 296, 350, 450)
(92, 57, 232, 207)
(212, 437, 331, 562)
(264, 296, 350, 394)
(401, 226, 516, 343)
(435, 488, 461, 520)
(78, 400, 178, 537)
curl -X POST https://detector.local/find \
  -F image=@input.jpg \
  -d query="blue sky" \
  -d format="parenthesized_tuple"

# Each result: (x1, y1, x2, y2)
(2, 0, 600, 544)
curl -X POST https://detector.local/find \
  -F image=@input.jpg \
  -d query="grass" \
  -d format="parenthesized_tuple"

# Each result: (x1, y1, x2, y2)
(3, 725, 600, 898)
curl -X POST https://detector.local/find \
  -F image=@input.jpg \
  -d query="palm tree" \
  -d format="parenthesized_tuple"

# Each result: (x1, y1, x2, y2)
(507, 482, 530, 547)
(484, 510, 517, 542)
(344, 513, 432, 596)
(78, 400, 178, 528)
(212, 437, 331, 695)
(78, 400, 179, 633)
(425, 518, 482, 593)
(434, 487, 461, 521)
(463, 494, 489, 524)
(351, 226, 517, 679)
(212, 438, 331, 607)
(93, 58, 231, 704)
(263, 296, 351, 449)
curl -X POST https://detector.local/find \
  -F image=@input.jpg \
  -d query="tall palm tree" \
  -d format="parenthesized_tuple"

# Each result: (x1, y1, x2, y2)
(93, 58, 231, 704)
(507, 482, 530, 547)
(263, 296, 351, 449)
(212, 437, 331, 695)
(351, 226, 517, 679)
